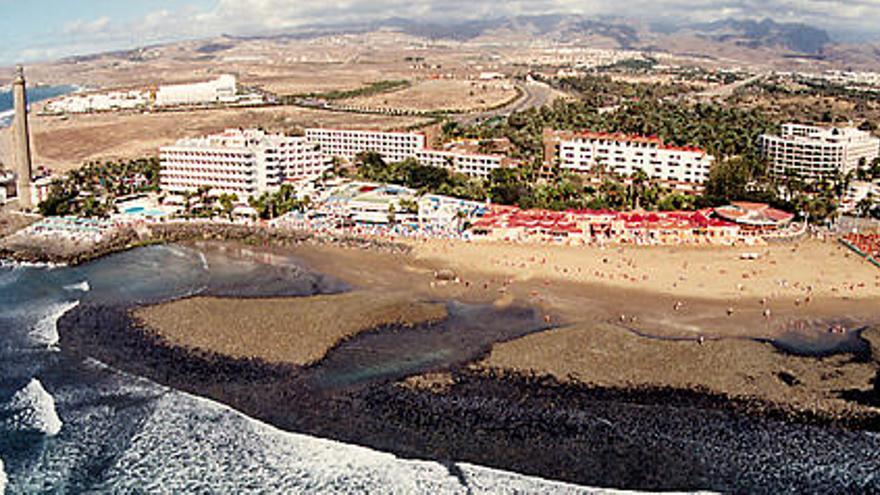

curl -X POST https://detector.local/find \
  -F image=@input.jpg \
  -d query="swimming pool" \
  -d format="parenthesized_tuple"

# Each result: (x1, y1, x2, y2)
(123, 206, 167, 217)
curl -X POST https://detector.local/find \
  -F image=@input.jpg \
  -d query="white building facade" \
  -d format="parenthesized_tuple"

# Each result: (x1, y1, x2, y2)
(159, 129, 329, 198)
(761, 124, 880, 180)
(415, 149, 505, 178)
(546, 131, 714, 189)
(156, 75, 238, 107)
(44, 90, 149, 114)
(305, 128, 426, 164)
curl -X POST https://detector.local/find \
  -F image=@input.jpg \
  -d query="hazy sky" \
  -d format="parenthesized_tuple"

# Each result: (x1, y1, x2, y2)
(2, 0, 879, 64)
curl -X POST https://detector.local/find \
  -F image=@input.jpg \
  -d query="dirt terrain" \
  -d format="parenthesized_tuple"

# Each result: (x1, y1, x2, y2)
(0, 106, 430, 172)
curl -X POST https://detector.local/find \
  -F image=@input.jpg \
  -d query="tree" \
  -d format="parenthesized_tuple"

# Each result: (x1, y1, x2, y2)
(387, 203, 397, 225)
(217, 193, 238, 220)
(857, 193, 875, 218)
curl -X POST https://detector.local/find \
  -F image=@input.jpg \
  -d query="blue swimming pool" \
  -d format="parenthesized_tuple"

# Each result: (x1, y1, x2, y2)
(123, 206, 167, 217)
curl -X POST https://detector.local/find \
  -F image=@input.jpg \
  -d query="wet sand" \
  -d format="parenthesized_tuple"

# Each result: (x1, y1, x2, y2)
(133, 293, 447, 366)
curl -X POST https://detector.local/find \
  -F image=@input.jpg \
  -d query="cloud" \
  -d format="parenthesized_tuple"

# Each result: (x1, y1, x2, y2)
(10, 0, 880, 64)
(62, 16, 111, 36)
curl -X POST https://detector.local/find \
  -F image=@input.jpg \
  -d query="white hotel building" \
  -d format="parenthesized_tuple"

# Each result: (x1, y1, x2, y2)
(305, 128, 426, 164)
(544, 130, 715, 189)
(160, 129, 329, 198)
(305, 128, 508, 178)
(156, 75, 238, 107)
(415, 149, 505, 179)
(761, 124, 880, 180)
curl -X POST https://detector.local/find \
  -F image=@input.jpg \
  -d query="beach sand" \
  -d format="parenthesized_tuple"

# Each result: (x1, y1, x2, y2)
(132, 292, 447, 366)
(409, 238, 880, 302)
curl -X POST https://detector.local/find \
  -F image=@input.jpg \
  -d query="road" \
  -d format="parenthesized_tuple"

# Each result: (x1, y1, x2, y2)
(455, 80, 560, 126)
(686, 73, 766, 101)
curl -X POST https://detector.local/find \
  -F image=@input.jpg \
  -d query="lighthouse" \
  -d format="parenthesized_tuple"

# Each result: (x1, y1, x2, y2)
(12, 65, 33, 210)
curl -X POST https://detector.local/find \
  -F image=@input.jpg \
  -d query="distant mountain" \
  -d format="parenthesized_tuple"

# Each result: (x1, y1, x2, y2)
(689, 18, 832, 55)
(340, 16, 828, 55)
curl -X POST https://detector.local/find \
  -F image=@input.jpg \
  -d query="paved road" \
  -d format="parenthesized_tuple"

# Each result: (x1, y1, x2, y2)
(686, 73, 766, 101)
(455, 80, 559, 126)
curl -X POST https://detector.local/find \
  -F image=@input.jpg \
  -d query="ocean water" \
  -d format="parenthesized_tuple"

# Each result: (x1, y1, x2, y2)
(0, 245, 605, 494)
(0, 85, 77, 127)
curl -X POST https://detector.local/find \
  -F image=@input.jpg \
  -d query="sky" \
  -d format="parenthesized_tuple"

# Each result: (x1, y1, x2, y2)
(2, 0, 880, 65)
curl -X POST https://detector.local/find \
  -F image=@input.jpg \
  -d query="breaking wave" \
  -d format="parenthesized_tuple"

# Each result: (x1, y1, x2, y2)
(0, 456, 6, 495)
(93, 391, 606, 493)
(5, 379, 62, 436)
(30, 300, 79, 348)
(63, 281, 90, 292)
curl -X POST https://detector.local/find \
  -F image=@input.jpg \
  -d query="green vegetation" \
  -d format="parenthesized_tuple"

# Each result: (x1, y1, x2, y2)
(355, 151, 488, 201)
(283, 80, 410, 103)
(38, 157, 160, 217)
(246, 184, 312, 220)
(594, 57, 659, 73)
(353, 151, 701, 212)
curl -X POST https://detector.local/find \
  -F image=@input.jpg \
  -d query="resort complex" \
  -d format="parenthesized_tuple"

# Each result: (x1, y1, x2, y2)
(543, 130, 715, 191)
(43, 74, 266, 115)
(760, 124, 880, 179)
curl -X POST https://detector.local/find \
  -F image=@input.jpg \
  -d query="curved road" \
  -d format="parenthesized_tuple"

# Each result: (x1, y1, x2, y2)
(455, 80, 560, 126)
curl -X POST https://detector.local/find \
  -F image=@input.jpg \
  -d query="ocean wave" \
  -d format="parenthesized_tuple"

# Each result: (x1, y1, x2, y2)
(198, 252, 209, 272)
(4, 379, 62, 436)
(0, 456, 6, 495)
(94, 391, 609, 493)
(30, 300, 79, 348)
(0, 259, 67, 270)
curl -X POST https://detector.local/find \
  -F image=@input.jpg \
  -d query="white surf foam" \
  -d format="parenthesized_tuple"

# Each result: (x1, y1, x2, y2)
(6, 379, 62, 436)
(95, 391, 625, 493)
(0, 259, 66, 270)
(0, 456, 6, 495)
(0, 109, 14, 128)
(30, 300, 79, 348)
(63, 280, 90, 292)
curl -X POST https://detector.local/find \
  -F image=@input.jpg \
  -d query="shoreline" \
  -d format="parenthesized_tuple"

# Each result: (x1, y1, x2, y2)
(9, 229, 880, 490)
(57, 302, 880, 492)
(0, 221, 411, 266)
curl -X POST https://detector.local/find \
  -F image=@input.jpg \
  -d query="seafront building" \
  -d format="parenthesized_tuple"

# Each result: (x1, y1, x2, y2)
(159, 129, 329, 198)
(543, 130, 715, 191)
(760, 124, 880, 180)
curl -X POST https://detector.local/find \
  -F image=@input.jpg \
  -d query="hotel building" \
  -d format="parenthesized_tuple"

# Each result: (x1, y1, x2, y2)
(155, 75, 238, 107)
(415, 149, 506, 179)
(160, 129, 329, 198)
(544, 130, 715, 190)
(304, 128, 426, 164)
(760, 124, 880, 180)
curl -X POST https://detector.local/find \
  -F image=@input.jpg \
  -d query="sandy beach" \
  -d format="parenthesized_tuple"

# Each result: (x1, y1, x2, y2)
(409, 237, 880, 302)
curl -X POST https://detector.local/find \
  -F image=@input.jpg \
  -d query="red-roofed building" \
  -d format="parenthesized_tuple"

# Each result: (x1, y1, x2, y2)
(713, 202, 795, 233)
(471, 207, 741, 245)
(543, 129, 715, 193)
